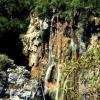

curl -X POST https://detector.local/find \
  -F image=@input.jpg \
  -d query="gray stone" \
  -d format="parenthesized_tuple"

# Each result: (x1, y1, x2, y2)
(16, 78, 25, 86)
(0, 63, 39, 99)
(0, 85, 3, 94)
(7, 68, 13, 73)
(8, 73, 18, 84)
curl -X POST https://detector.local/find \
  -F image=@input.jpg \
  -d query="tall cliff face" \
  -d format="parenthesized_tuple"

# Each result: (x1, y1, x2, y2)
(21, 15, 42, 67)
(20, 13, 100, 99)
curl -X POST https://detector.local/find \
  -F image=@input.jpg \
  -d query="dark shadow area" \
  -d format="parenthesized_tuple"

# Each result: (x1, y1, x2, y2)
(0, 30, 28, 66)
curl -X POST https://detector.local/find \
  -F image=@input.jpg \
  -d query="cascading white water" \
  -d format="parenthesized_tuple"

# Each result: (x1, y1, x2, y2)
(48, 16, 55, 66)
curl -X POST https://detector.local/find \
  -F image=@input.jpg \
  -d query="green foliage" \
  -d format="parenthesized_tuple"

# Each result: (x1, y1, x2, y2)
(0, 16, 27, 33)
(0, 0, 34, 17)
(0, 0, 34, 34)
(59, 40, 100, 99)
(71, 0, 82, 8)
(0, 16, 10, 32)
(0, 0, 99, 33)
(32, 0, 100, 22)
(0, 54, 9, 71)
(34, 0, 50, 17)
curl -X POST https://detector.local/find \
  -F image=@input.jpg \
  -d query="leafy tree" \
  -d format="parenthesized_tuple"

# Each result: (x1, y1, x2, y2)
(0, 0, 34, 33)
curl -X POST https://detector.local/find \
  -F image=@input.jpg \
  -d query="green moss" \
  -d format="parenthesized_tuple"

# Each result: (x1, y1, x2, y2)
(0, 54, 9, 71)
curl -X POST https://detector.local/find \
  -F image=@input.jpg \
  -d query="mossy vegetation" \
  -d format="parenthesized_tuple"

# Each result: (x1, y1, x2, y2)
(60, 37, 100, 99)
(0, 54, 9, 71)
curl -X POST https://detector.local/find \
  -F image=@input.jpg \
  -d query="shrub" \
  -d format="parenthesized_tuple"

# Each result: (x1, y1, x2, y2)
(0, 54, 9, 71)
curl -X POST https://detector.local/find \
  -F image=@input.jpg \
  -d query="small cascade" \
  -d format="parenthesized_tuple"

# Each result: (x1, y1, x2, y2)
(78, 36, 86, 57)
(48, 16, 55, 65)
(45, 16, 69, 99)
(45, 16, 56, 93)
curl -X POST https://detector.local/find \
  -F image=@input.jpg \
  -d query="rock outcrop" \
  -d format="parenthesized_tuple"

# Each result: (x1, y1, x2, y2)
(21, 15, 42, 67)
(0, 63, 43, 100)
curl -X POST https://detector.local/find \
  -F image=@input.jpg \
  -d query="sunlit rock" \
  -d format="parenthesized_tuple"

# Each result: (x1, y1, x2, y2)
(16, 66, 25, 74)
(21, 15, 42, 67)
(29, 53, 39, 67)
(33, 40, 41, 46)
(16, 78, 25, 86)
(20, 90, 31, 99)
(90, 35, 98, 46)
(30, 45, 38, 53)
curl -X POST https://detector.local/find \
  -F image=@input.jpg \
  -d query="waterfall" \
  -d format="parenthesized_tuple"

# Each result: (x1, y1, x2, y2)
(48, 16, 55, 66)
(78, 36, 86, 57)
(45, 16, 56, 94)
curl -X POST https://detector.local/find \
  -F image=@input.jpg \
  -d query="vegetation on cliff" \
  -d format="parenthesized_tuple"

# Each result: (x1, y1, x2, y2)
(0, 0, 100, 100)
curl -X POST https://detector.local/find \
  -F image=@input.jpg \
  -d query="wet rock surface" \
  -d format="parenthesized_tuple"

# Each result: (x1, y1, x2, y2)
(0, 64, 42, 100)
